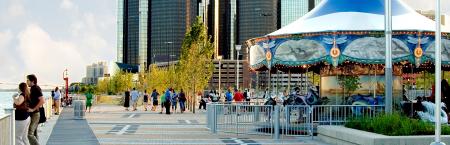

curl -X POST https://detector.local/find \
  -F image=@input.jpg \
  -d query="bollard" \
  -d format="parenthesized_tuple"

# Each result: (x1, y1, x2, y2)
(273, 105, 280, 140)
(5, 108, 15, 145)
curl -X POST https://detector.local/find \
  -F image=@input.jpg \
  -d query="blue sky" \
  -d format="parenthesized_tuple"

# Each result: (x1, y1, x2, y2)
(0, 0, 448, 89)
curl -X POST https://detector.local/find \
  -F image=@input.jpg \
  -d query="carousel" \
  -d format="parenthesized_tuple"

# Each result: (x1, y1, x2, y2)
(247, 0, 450, 122)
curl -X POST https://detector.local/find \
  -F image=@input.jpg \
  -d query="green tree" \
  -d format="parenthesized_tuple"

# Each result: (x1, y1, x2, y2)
(177, 17, 214, 113)
(338, 75, 361, 97)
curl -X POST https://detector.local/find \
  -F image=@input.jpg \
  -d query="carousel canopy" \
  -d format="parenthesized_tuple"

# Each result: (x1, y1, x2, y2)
(248, 0, 450, 71)
(271, 0, 450, 35)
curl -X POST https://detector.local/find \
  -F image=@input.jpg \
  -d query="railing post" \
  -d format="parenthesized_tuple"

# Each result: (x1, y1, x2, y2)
(273, 105, 280, 140)
(5, 108, 15, 145)
(254, 106, 260, 122)
(309, 106, 314, 139)
(212, 105, 217, 134)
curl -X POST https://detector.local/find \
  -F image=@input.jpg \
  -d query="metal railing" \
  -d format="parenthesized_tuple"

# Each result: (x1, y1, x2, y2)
(3, 96, 54, 145)
(207, 103, 384, 140)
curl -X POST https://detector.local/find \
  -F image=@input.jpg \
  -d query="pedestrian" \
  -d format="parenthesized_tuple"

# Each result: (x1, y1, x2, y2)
(244, 89, 250, 102)
(165, 88, 172, 114)
(151, 89, 159, 111)
(53, 87, 61, 115)
(85, 88, 93, 113)
(160, 93, 166, 114)
(171, 90, 178, 113)
(143, 90, 149, 111)
(131, 88, 140, 111)
(26, 74, 45, 145)
(179, 89, 186, 113)
(13, 83, 31, 145)
(225, 89, 233, 103)
(198, 91, 207, 110)
(124, 89, 130, 111)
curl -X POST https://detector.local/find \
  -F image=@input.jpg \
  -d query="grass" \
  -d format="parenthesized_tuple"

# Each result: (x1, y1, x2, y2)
(344, 113, 450, 136)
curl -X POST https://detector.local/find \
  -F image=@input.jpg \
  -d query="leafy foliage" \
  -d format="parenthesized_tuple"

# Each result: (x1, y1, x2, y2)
(345, 113, 450, 136)
(337, 75, 361, 97)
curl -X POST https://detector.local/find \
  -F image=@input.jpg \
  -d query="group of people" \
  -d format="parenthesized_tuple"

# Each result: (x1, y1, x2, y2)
(198, 88, 251, 110)
(11, 74, 45, 145)
(123, 88, 187, 114)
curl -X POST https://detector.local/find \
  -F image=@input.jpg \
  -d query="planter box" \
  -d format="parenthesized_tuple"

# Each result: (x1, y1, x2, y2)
(318, 125, 450, 145)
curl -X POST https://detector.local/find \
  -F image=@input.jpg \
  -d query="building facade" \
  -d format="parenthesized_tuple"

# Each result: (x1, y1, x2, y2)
(117, 0, 199, 71)
(280, 0, 322, 27)
(82, 62, 109, 85)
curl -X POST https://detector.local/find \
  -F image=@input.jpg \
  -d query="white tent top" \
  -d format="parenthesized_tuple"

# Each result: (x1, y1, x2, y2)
(269, 0, 450, 36)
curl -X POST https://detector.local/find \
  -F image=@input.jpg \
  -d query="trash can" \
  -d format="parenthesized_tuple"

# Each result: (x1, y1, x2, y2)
(73, 100, 86, 120)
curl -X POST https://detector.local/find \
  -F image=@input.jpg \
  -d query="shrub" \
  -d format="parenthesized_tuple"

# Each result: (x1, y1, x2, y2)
(345, 113, 450, 136)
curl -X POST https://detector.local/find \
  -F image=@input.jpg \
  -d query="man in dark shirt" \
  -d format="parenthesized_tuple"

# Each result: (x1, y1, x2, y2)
(26, 74, 45, 145)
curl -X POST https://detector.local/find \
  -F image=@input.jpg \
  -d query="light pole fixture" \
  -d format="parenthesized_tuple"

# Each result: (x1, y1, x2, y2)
(165, 41, 174, 70)
(432, 0, 445, 145)
(217, 55, 223, 97)
(236, 45, 242, 90)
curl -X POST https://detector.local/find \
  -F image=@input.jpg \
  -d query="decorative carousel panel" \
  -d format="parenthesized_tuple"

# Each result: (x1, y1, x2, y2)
(249, 44, 266, 67)
(273, 39, 327, 65)
(424, 39, 450, 64)
(342, 37, 410, 63)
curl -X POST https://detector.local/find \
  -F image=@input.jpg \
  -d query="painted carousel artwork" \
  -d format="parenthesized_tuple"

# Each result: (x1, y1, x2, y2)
(247, 0, 450, 123)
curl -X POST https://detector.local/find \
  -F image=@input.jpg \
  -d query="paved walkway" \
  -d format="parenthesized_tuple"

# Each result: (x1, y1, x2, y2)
(85, 105, 329, 145)
(47, 107, 99, 145)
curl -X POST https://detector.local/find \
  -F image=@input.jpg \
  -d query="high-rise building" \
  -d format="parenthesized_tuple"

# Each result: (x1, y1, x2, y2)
(280, 0, 322, 27)
(237, 0, 278, 48)
(117, 0, 198, 71)
(82, 62, 109, 85)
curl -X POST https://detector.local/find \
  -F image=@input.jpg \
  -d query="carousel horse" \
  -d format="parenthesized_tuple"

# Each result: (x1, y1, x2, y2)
(417, 101, 448, 123)
(346, 94, 384, 116)
(283, 84, 326, 106)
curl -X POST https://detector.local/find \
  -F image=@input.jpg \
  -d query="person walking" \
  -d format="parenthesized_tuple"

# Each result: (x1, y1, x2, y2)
(131, 88, 140, 111)
(225, 89, 233, 103)
(179, 89, 186, 113)
(13, 83, 31, 145)
(165, 88, 172, 114)
(143, 90, 149, 111)
(85, 88, 93, 113)
(124, 89, 130, 111)
(244, 89, 250, 102)
(171, 90, 178, 113)
(151, 89, 159, 111)
(26, 74, 45, 145)
(160, 93, 166, 114)
(53, 87, 61, 115)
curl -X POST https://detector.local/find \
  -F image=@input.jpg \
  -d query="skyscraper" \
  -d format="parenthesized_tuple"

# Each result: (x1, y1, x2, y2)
(117, 0, 198, 71)
(280, 0, 322, 27)
(237, 0, 278, 48)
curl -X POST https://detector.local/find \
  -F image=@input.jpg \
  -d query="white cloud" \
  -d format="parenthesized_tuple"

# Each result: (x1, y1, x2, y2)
(8, 0, 25, 17)
(60, 0, 75, 10)
(15, 24, 86, 87)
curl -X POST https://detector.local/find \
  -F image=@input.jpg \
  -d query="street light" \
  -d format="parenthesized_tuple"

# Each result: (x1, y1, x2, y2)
(217, 55, 223, 97)
(165, 41, 174, 70)
(236, 45, 241, 90)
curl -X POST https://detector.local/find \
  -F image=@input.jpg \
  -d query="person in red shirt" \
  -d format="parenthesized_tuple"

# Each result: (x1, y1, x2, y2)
(234, 89, 244, 102)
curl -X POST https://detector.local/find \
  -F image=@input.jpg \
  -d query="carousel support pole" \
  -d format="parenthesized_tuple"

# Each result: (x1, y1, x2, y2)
(374, 65, 377, 98)
(431, 0, 444, 144)
(288, 69, 291, 93)
(384, 0, 393, 114)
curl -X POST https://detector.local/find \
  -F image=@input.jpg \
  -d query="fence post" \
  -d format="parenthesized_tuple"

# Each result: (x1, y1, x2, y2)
(254, 106, 260, 122)
(212, 105, 217, 134)
(309, 106, 314, 139)
(273, 105, 280, 140)
(5, 108, 15, 145)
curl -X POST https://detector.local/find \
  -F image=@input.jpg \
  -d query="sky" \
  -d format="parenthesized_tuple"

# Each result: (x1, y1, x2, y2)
(0, 0, 449, 89)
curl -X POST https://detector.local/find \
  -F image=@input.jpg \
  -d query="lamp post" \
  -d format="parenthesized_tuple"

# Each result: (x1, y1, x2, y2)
(218, 55, 223, 97)
(165, 41, 174, 70)
(432, 0, 445, 145)
(236, 45, 241, 90)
